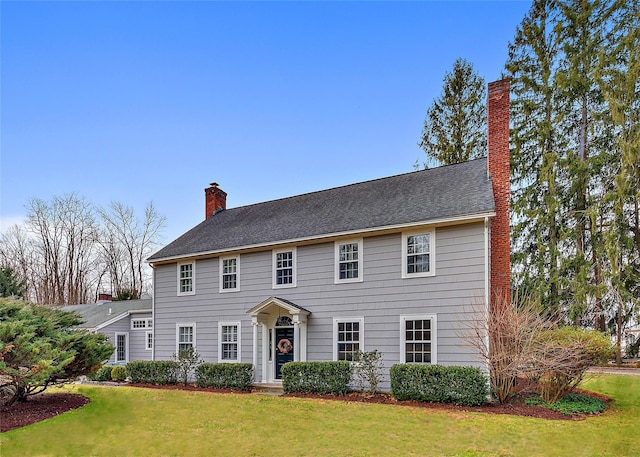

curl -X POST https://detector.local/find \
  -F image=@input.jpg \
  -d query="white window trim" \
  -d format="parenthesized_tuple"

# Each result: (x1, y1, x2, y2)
(401, 229, 436, 279)
(218, 321, 241, 363)
(145, 330, 153, 350)
(131, 318, 153, 330)
(334, 239, 364, 284)
(272, 247, 297, 289)
(177, 261, 196, 296)
(175, 322, 196, 354)
(219, 255, 240, 293)
(399, 314, 437, 364)
(332, 317, 364, 361)
(115, 332, 129, 364)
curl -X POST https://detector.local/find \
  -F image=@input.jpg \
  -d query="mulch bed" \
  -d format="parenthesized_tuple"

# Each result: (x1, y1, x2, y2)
(1, 393, 89, 433)
(1, 383, 611, 433)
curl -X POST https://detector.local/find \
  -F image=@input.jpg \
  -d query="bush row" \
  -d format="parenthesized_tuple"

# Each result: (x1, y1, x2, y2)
(279, 361, 488, 406)
(195, 363, 254, 390)
(123, 360, 254, 390)
(281, 361, 351, 395)
(390, 364, 488, 406)
(126, 360, 179, 384)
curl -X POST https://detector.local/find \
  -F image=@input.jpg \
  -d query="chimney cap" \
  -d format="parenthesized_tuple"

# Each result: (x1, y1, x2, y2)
(209, 182, 219, 188)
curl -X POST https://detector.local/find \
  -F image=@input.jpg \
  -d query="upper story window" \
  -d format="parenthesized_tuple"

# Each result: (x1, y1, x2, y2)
(177, 261, 195, 295)
(335, 239, 363, 283)
(333, 317, 364, 361)
(400, 314, 437, 364)
(273, 248, 296, 288)
(131, 318, 153, 330)
(220, 256, 239, 292)
(402, 230, 435, 278)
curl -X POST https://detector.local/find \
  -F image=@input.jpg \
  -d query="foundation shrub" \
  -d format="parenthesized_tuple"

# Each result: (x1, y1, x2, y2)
(195, 363, 254, 390)
(93, 365, 113, 382)
(110, 366, 127, 382)
(126, 360, 179, 385)
(281, 361, 351, 395)
(390, 364, 489, 406)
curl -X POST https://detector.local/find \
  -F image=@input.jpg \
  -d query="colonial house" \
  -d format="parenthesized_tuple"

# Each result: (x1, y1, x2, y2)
(63, 296, 153, 365)
(147, 79, 511, 388)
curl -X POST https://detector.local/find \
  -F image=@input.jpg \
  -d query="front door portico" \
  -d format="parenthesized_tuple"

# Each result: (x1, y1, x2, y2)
(247, 297, 310, 383)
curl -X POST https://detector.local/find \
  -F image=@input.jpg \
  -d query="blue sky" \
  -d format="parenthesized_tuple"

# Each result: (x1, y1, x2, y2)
(1, 1, 530, 244)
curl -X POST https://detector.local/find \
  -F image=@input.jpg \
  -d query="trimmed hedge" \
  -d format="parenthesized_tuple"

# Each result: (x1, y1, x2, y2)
(126, 360, 179, 385)
(195, 363, 254, 390)
(281, 361, 351, 395)
(390, 364, 489, 406)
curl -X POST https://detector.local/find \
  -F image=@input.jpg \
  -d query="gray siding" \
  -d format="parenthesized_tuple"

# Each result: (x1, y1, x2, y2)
(101, 312, 153, 364)
(153, 222, 487, 389)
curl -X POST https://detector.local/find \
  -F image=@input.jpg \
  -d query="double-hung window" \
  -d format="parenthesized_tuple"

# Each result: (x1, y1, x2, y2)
(220, 256, 239, 292)
(335, 239, 363, 283)
(218, 322, 240, 362)
(273, 248, 296, 288)
(176, 323, 195, 355)
(402, 230, 435, 278)
(333, 318, 364, 361)
(177, 261, 195, 295)
(400, 315, 437, 364)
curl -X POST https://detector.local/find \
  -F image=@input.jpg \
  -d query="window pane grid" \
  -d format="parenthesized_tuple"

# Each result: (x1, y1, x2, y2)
(404, 319, 432, 363)
(337, 321, 360, 361)
(338, 243, 359, 280)
(221, 325, 238, 360)
(179, 264, 193, 293)
(275, 251, 294, 285)
(406, 234, 430, 274)
(222, 258, 237, 290)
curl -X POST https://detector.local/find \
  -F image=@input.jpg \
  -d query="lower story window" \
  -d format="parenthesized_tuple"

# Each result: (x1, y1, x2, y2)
(177, 324, 195, 354)
(400, 315, 437, 364)
(219, 322, 240, 362)
(146, 331, 153, 350)
(334, 318, 364, 361)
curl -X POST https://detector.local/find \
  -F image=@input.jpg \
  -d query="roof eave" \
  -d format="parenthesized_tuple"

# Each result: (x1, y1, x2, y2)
(148, 210, 496, 265)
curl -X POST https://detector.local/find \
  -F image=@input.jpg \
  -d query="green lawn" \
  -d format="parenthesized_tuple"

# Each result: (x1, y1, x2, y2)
(1, 375, 638, 457)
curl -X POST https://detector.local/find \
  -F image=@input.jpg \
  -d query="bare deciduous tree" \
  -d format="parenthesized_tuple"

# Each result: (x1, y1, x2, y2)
(98, 201, 166, 299)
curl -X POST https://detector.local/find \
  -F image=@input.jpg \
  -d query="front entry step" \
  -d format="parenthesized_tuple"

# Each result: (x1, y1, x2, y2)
(252, 383, 284, 395)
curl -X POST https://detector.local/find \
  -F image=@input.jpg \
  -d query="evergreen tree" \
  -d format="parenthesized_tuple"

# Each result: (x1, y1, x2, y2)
(418, 58, 487, 167)
(507, 0, 565, 318)
(0, 267, 26, 298)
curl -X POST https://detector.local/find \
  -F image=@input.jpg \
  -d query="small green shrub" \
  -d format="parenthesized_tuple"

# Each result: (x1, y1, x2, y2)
(390, 364, 489, 406)
(525, 393, 606, 415)
(352, 350, 384, 394)
(126, 360, 179, 385)
(94, 365, 113, 382)
(172, 347, 204, 385)
(282, 361, 351, 395)
(195, 363, 254, 390)
(110, 365, 127, 382)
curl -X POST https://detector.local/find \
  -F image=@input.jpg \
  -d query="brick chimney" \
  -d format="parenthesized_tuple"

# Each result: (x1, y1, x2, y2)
(205, 182, 227, 219)
(487, 78, 511, 306)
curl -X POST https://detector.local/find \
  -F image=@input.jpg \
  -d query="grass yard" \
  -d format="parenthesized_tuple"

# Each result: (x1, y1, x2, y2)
(1, 375, 638, 457)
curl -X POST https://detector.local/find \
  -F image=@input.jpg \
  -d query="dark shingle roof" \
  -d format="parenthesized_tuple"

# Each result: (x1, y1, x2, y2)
(62, 299, 152, 329)
(149, 158, 495, 261)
